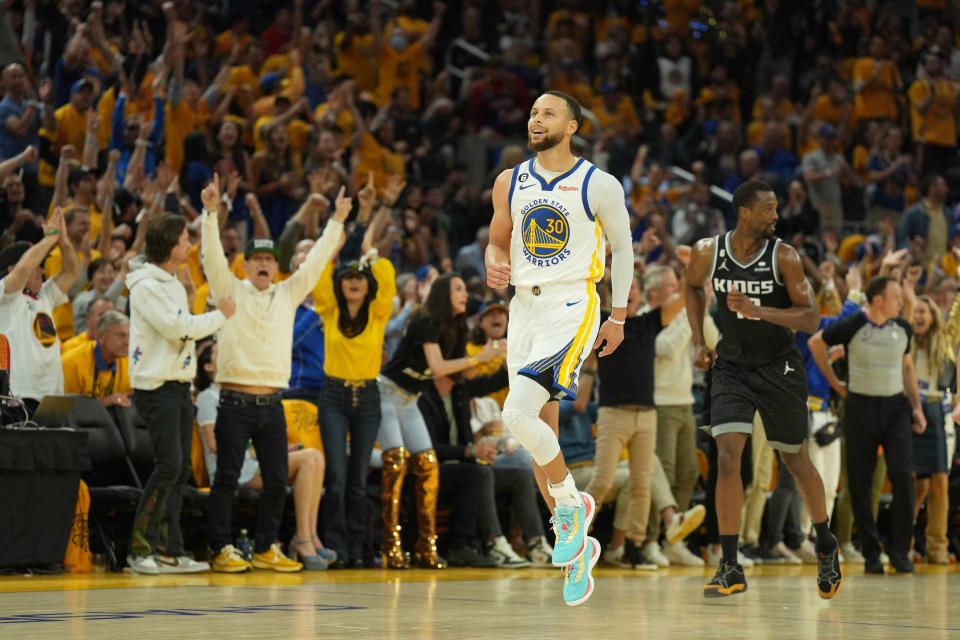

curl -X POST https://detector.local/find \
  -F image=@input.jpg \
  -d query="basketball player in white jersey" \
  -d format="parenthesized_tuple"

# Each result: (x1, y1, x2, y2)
(485, 91, 634, 606)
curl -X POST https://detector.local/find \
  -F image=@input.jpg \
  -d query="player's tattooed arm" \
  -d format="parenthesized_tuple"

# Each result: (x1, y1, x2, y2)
(486, 169, 514, 290)
(732, 243, 819, 333)
(684, 237, 715, 370)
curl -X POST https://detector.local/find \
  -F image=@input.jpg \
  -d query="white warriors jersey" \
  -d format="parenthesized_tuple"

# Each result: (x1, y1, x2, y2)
(508, 157, 605, 287)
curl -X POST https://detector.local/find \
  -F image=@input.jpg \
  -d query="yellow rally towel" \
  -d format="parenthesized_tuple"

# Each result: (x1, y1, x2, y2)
(63, 480, 92, 573)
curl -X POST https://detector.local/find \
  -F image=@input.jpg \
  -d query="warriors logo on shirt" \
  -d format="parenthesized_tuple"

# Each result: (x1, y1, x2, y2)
(32, 312, 57, 348)
(520, 200, 572, 267)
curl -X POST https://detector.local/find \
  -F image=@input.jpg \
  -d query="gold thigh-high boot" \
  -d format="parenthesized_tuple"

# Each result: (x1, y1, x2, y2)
(925, 474, 950, 564)
(410, 449, 446, 569)
(381, 447, 410, 569)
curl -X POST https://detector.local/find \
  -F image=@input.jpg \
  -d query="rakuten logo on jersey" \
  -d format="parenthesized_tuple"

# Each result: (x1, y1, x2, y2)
(558, 185, 579, 192)
(712, 279, 775, 295)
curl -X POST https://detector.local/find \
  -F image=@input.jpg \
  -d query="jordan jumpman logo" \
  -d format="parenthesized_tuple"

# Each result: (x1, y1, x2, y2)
(783, 361, 794, 375)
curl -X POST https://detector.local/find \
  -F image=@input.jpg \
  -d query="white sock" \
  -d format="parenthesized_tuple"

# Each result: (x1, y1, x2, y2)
(548, 472, 582, 508)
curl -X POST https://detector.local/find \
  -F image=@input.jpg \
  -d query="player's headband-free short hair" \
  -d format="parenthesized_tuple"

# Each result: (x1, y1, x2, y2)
(541, 90, 582, 134)
(732, 179, 775, 216)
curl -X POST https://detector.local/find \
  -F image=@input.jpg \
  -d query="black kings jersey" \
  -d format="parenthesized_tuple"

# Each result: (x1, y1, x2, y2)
(710, 232, 797, 367)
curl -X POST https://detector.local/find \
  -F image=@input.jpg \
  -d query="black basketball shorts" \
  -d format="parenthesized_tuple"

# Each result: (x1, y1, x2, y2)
(709, 348, 809, 453)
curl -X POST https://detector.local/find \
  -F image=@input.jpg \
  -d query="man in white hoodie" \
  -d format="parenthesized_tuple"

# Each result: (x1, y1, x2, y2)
(200, 174, 351, 573)
(126, 213, 235, 575)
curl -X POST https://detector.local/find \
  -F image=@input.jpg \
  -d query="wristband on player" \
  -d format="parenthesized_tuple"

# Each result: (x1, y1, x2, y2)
(607, 317, 625, 326)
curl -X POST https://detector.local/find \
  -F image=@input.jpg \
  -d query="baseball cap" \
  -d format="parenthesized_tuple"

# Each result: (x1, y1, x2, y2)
(244, 237, 280, 259)
(415, 265, 433, 282)
(71, 78, 95, 94)
(477, 301, 508, 318)
(67, 166, 96, 187)
(0, 241, 31, 273)
(259, 72, 283, 94)
(334, 260, 365, 279)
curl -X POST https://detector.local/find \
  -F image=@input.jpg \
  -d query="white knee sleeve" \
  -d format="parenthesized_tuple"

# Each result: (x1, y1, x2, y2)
(501, 376, 560, 466)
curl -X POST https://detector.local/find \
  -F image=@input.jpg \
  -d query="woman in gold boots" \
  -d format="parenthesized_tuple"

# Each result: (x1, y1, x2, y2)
(377, 273, 505, 568)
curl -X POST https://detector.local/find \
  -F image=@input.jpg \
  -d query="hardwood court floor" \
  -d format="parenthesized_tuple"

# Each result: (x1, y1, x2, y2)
(1, 563, 958, 639)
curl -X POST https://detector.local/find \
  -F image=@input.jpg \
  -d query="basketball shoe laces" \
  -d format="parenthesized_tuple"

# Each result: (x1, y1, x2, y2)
(551, 510, 577, 545)
(818, 551, 841, 582)
(713, 561, 735, 587)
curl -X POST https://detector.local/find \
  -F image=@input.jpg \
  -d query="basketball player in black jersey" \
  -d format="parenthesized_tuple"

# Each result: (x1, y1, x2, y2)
(685, 180, 842, 599)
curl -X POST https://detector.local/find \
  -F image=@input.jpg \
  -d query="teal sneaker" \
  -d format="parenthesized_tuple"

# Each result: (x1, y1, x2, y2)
(563, 537, 600, 606)
(551, 492, 596, 566)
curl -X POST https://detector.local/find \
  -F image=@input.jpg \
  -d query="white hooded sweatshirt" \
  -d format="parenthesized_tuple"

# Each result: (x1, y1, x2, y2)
(126, 256, 226, 390)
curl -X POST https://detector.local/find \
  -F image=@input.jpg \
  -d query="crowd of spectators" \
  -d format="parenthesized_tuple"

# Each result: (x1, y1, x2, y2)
(2, 0, 960, 572)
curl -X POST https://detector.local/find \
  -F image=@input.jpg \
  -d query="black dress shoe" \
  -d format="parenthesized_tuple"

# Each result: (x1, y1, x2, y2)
(889, 554, 914, 573)
(864, 557, 885, 574)
(446, 545, 497, 567)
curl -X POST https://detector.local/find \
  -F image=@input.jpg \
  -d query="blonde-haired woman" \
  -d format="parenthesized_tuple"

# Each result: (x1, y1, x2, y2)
(910, 295, 956, 564)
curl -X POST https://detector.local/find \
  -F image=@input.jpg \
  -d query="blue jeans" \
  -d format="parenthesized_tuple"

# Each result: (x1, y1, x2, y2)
(377, 379, 433, 454)
(207, 390, 289, 553)
(318, 379, 381, 561)
(130, 382, 193, 557)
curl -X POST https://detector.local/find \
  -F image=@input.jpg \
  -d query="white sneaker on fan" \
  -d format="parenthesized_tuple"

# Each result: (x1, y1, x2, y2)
(662, 541, 705, 566)
(155, 555, 210, 573)
(642, 541, 670, 567)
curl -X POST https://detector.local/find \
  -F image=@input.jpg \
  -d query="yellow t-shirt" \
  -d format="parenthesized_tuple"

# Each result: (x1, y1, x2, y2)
(812, 95, 848, 129)
(165, 99, 211, 174)
(853, 58, 901, 121)
(465, 342, 508, 408)
(376, 40, 428, 109)
(354, 133, 405, 195)
(581, 96, 640, 138)
(908, 77, 958, 147)
(193, 281, 211, 315)
(311, 258, 397, 380)
(62, 340, 130, 399)
(224, 65, 261, 113)
(38, 104, 88, 186)
(334, 31, 378, 92)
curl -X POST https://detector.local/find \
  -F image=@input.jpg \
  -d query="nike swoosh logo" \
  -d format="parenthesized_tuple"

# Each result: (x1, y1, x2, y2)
(566, 300, 582, 307)
(519, 184, 536, 190)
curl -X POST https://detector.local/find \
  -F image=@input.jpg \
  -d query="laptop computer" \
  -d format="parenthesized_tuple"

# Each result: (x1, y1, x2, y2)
(31, 395, 80, 429)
